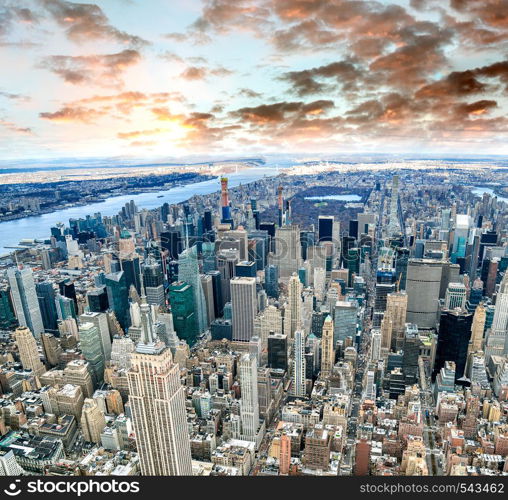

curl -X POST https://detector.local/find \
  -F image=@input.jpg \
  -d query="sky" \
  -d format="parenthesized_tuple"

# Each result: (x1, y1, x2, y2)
(1, 0, 508, 161)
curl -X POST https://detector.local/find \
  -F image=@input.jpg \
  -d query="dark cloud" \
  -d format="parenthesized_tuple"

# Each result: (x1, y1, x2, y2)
(281, 61, 365, 96)
(180, 64, 233, 80)
(40, 49, 141, 87)
(40, 0, 148, 46)
(0, 118, 33, 134)
(230, 99, 334, 123)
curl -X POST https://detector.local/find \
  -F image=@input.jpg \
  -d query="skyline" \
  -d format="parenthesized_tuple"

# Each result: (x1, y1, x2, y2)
(1, 0, 508, 160)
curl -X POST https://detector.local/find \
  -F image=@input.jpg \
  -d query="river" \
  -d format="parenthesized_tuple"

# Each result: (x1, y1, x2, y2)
(0, 167, 275, 255)
(470, 186, 508, 204)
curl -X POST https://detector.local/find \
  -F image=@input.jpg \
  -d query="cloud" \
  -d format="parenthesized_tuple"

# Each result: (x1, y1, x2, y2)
(117, 128, 164, 139)
(230, 99, 334, 124)
(39, 105, 106, 123)
(40, 49, 141, 86)
(0, 90, 30, 101)
(281, 60, 365, 96)
(40, 0, 148, 46)
(180, 64, 233, 80)
(0, 118, 33, 134)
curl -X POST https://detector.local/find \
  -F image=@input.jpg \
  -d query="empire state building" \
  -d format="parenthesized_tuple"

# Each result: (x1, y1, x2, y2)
(127, 288, 192, 475)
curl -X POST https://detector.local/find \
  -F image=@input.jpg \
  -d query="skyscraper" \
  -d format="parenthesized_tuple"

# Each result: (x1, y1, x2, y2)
(178, 246, 208, 334)
(105, 271, 130, 331)
(239, 353, 260, 441)
(78, 322, 105, 385)
(320, 315, 335, 377)
(7, 266, 44, 337)
(291, 329, 306, 397)
(284, 273, 302, 341)
(168, 281, 198, 345)
(485, 273, 508, 361)
(127, 292, 192, 475)
(14, 326, 46, 377)
(231, 277, 257, 342)
(36, 282, 58, 333)
(406, 259, 443, 329)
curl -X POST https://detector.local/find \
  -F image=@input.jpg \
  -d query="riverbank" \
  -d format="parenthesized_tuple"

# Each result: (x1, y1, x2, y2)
(0, 167, 276, 255)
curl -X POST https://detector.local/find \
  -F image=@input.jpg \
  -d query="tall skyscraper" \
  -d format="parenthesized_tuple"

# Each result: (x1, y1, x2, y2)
(7, 266, 44, 337)
(320, 315, 335, 377)
(231, 277, 257, 342)
(168, 281, 198, 345)
(81, 398, 106, 443)
(406, 259, 443, 329)
(105, 271, 130, 331)
(78, 322, 105, 385)
(468, 302, 486, 355)
(178, 246, 208, 334)
(36, 282, 58, 333)
(291, 329, 306, 397)
(385, 291, 408, 350)
(267, 333, 288, 371)
(127, 292, 192, 475)
(284, 273, 302, 341)
(14, 326, 46, 376)
(485, 274, 508, 361)
(239, 353, 260, 441)
(0, 286, 17, 331)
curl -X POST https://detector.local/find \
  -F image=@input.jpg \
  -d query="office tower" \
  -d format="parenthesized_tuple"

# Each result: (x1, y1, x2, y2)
(468, 303, 486, 355)
(371, 329, 382, 361)
(380, 314, 393, 351)
(168, 281, 198, 345)
(36, 282, 58, 333)
(56, 294, 77, 321)
(220, 176, 232, 224)
(217, 249, 239, 304)
(239, 353, 260, 441)
(255, 305, 283, 348)
(207, 270, 224, 317)
(41, 333, 61, 367)
(320, 315, 335, 377)
(268, 333, 288, 371)
(451, 214, 471, 262)
(264, 264, 279, 299)
(178, 246, 208, 333)
(467, 278, 483, 313)
(434, 309, 473, 381)
(127, 292, 192, 475)
(485, 273, 508, 361)
(119, 228, 135, 258)
(7, 266, 44, 337)
(78, 322, 105, 385)
(272, 225, 302, 278)
(385, 291, 407, 350)
(81, 398, 107, 443)
(121, 255, 141, 295)
(284, 274, 302, 341)
(395, 247, 410, 290)
(14, 326, 46, 376)
(0, 286, 17, 331)
(445, 282, 467, 310)
(374, 267, 397, 326)
(160, 229, 182, 261)
(318, 215, 334, 242)
(47, 384, 84, 420)
(235, 260, 257, 278)
(105, 271, 130, 331)
(87, 286, 109, 313)
(231, 277, 257, 342)
(79, 311, 112, 362)
(143, 257, 165, 307)
(291, 329, 306, 397)
(406, 259, 443, 329)
(200, 274, 215, 325)
(333, 301, 357, 344)
(402, 324, 421, 383)
(63, 360, 94, 398)
(58, 279, 78, 308)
